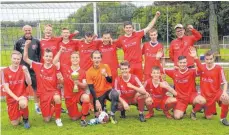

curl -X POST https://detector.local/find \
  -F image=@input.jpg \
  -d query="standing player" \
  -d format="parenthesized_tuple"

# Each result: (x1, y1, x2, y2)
(144, 66, 177, 119)
(142, 28, 164, 81)
(114, 60, 150, 122)
(189, 47, 229, 125)
(14, 25, 41, 114)
(163, 55, 206, 120)
(86, 50, 120, 124)
(78, 32, 99, 71)
(23, 40, 63, 127)
(116, 11, 160, 81)
(53, 48, 90, 127)
(2, 50, 31, 128)
(97, 31, 119, 86)
(169, 24, 202, 68)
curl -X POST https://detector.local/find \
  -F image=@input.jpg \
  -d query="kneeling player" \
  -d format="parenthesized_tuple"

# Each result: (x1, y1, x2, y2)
(24, 40, 63, 127)
(190, 47, 229, 126)
(115, 60, 150, 122)
(2, 50, 31, 128)
(53, 48, 90, 126)
(144, 66, 177, 119)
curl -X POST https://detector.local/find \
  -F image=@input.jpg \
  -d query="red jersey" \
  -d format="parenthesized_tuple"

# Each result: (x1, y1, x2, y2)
(142, 42, 164, 75)
(3, 66, 27, 103)
(115, 74, 143, 99)
(97, 41, 119, 73)
(31, 62, 58, 95)
(165, 68, 197, 100)
(60, 65, 86, 98)
(78, 40, 99, 71)
(197, 64, 227, 99)
(117, 30, 144, 65)
(59, 40, 79, 66)
(169, 29, 202, 67)
(144, 79, 166, 99)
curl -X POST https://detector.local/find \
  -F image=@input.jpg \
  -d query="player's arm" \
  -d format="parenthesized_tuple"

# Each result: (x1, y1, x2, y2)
(23, 40, 33, 66)
(160, 81, 177, 96)
(53, 46, 65, 68)
(22, 66, 32, 85)
(3, 84, 21, 101)
(189, 47, 204, 72)
(143, 11, 160, 34)
(187, 25, 202, 41)
(128, 77, 149, 95)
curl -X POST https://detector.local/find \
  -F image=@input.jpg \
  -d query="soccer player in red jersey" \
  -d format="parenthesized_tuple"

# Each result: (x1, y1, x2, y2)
(53, 47, 90, 127)
(23, 40, 63, 127)
(2, 50, 31, 128)
(142, 28, 164, 81)
(144, 66, 177, 119)
(97, 31, 119, 86)
(40, 24, 78, 63)
(86, 50, 120, 124)
(114, 60, 150, 122)
(169, 24, 202, 68)
(78, 32, 99, 71)
(163, 55, 206, 120)
(189, 47, 229, 126)
(116, 11, 160, 81)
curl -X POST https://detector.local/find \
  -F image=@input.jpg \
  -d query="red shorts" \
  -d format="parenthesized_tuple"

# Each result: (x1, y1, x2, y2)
(152, 96, 169, 110)
(40, 91, 60, 117)
(130, 62, 143, 81)
(121, 96, 137, 105)
(6, 96, 28, 121)
(65, 91, 84, 118)
(203, 90, 223, 116)
(175, 92, 198, 112)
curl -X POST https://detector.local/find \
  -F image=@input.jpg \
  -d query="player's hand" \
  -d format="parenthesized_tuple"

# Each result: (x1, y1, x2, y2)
(187, 25, 194, 31)
(59, 46, 66, 53)
(155, 11, 160, 17)
(17, 96, 26, 102)
(174, 66, 179, 70)
(57, 72, 63, 81)
(160, 81, 169, 89)
(156, 49, 163, 60)
(189, 47, 198, 59)
(25, 40, 32, 47)
(127, 82, 134, 89)
(74, 80, 79, 85)
(173, 91, 177, 96)
(123, 102, 130, 110)
(101, 68, 107, 77)
(145, 92, 150, 98)
(221, 91, 228, 101)
(95, 100, 102, 112)
(161, 74, 166, 81)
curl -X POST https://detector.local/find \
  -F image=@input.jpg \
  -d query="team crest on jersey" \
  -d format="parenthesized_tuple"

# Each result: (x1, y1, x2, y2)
(32, 44, 37, 50)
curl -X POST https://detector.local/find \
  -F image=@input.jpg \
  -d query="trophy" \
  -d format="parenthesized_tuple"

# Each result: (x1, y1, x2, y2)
(71, 71, 79, 92)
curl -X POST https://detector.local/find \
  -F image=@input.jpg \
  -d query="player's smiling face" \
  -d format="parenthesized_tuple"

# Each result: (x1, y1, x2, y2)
(102, 33, 111, 45)
(62, 29, 70, 40)
(43, 52, 53, 64)
(124, 25, 134, 36)
(23, 26, 32, 39)
(178, 58, 187, 71)
(175, 28, 185, 39)
(71, 53, 79, 65)
(151, 69, 160, 80)
(44, 26, 53, 37)
(120, 65, 130, 76)
(92, 53, 102, 67)
(85, 35, 93, 43)
(11, 54, 22, 66)
(149, 31, 158, 42)
(205, 55, 214, 67)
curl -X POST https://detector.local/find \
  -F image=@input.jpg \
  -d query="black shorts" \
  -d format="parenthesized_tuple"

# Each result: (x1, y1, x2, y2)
(93, 89, 112, 112)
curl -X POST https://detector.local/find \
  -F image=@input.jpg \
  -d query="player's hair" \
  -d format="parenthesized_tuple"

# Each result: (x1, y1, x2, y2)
(22, 25, 32, 31)
(102, 30, 112, 36)
(71, 51, 79, 56)
(204, 50, 215, 57)
(152, 66, 160, 71)
(62, 27, 69, 31)
(178, 55, 186, 61)
(148, 28, 157, 34)
(91, 50, 102, 58)
(85, 32, 93, 37)
(44, 48, 53, 53)
(123, 21, 133, 27)
(11, 50, 22, 58)
(120, 60, 130, 68)
(44, 24, 52, 29)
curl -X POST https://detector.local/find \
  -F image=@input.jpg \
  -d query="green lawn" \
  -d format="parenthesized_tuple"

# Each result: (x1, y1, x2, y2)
(1, 101, 229, 135)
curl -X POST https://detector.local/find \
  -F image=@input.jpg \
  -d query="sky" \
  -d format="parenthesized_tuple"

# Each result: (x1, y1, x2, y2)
(1, 1, 154, 21)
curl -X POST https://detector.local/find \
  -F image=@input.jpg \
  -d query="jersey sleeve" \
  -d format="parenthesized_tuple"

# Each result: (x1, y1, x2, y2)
(164, 69, 175, 79)
(2, 69, 9, 84)
(86, 70, 93, 85)
(115, 37, 122, 48)
(136, 30, 145, 38)
(190, 29, 202, 42)
(31, 61, 42, 73)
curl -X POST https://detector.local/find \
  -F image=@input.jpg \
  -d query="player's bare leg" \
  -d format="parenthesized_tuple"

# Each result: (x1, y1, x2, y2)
(190, 95, 206, 120)
(19, 96, 30, 129)
(53, 94, 63, 127)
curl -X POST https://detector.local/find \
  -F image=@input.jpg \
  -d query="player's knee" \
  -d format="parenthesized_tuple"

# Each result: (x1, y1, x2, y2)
(44, 117, 51, 122)
(174, 114, 182, 120)
(53, 95, 61, 104)
(11, 120, 20, 126)
(110, 90, 119, 101)
(145, 97, 153, 105)
(19, 101, 27, 109)
(199, 97, 206, 105)
(205, 115, 213, 119)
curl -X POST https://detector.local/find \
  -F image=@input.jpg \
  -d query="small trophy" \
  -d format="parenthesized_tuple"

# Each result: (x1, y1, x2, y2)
(71, 71, 79, 92)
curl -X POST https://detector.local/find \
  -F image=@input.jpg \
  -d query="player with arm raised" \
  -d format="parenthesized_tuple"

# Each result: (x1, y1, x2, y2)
(116, 11, 160, 81)
(53, 47, 90, 127)
(23, 40, 63, 127)
(2, 50, 31, 129)
(144, 66, 177, 119)
(189, 47, 229, 126)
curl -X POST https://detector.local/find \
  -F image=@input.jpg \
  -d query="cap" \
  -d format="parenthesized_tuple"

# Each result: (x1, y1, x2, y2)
(174, 24, 183, 29)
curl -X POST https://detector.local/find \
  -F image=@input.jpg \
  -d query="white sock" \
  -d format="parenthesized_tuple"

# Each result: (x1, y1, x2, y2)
(35, 103, 39, 109)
